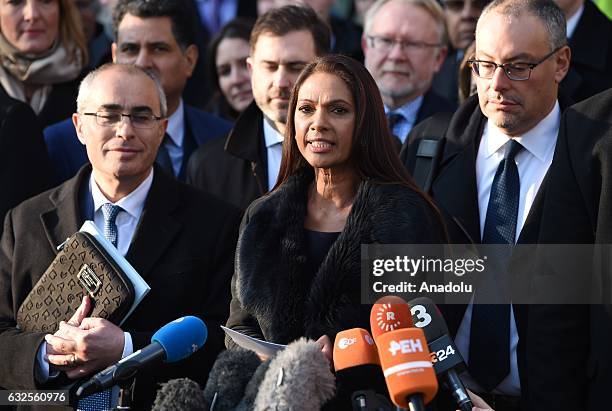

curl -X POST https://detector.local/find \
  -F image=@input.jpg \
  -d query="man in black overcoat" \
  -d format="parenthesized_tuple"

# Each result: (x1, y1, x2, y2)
(0, 63, 241, 410)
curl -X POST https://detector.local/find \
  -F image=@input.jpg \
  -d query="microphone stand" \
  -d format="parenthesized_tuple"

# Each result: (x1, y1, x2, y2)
(351, 390, 395, 410)
(404, 394, 425, 411)
(115, 377, 135, 410)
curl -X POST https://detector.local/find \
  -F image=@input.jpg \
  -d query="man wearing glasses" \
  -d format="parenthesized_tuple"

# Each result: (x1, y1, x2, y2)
(44, 0, 232, 185)
(0, 63, 241, 409)
(362, 0, 456, 145)
(402, 0, 571, 409)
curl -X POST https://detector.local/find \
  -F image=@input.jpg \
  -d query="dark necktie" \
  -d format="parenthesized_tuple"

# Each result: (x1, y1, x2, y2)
(387, 111, 404, 136)
(469, 139, 523, 391)
(78, 204, 121, 410)
(156, 133, 174, 176)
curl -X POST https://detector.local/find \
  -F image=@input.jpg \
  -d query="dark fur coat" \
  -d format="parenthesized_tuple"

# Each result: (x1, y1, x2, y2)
(226, 169, 444, 345)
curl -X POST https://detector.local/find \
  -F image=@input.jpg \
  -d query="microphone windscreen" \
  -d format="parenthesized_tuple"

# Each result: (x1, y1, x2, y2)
(254, 338, 336, 411)
(235, 359, 271, 411)
(203, 348, 261, 410)
(376, 328, 438, 407)
(370, 296, 413, 339)
(152, 316, 208, 363)
(408, 297, 449, 340)
(152, 378, 206, 411)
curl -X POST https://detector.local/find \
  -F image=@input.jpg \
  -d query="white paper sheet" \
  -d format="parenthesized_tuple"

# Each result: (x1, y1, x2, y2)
(221, 325, 286, 357)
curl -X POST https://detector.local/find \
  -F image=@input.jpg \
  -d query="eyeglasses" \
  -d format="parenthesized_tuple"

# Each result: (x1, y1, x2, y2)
(81, 111, 164, 129)
(443, 0, 490, 12)
(366, 36, 442, 54)
(467, 46, 564, 81)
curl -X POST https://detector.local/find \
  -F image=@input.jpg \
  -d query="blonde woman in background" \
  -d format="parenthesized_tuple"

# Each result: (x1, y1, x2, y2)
(0, 0, 87, 127)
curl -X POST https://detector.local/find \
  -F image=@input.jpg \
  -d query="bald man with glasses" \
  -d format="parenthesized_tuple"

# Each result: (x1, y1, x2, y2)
(401, 0, 572, 409)
(362, 0, 456, 145)
(0, 63, 241, 410)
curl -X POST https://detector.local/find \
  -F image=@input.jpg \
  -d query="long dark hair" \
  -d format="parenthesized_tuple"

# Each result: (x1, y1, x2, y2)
(276, 54, 415, 188)
(205, 18, 254, 120)
(274, 55, 446, 236)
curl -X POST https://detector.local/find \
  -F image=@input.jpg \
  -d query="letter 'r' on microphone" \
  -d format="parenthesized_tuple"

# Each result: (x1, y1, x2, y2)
(370, 295, 414, 339)
(370, 296, 438, 408)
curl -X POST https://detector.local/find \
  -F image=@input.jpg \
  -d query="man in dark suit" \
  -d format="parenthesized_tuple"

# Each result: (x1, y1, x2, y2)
(0, 89, 54, 234)
(528, 89, 612, 410)
(362, 0, 456, 145)
(186, 5, 330, 210)
(401, 0, 571, 409)
(0, 64, 241, 410)
(555, 0, 612, 102)
(44, 0, 232, 185)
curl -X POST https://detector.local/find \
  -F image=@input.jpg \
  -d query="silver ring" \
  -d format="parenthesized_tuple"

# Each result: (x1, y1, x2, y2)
(70, 354, 77, 366)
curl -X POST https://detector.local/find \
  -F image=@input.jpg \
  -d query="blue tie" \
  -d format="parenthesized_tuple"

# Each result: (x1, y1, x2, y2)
(78, 203, 122, 410)
(101, 203, 122, 247)
(469, 139, 523, 391)
(155, 133, 175, 176)
(387, 111, 404, 137)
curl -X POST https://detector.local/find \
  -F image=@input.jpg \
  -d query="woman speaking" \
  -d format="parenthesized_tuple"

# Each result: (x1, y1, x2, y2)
(226, 54, 445, 358)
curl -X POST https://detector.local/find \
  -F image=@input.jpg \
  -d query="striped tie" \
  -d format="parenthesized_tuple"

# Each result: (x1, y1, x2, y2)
(78, 203, 122, 409)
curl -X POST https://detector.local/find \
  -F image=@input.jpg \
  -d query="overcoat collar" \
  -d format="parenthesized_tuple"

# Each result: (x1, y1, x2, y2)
(236, 169, 435, 342)
(40, 165, 182, 279)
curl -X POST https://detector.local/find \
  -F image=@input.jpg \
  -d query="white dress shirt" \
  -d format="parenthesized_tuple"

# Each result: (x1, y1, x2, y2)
(455, 101, 561, 395)
(36, 170, 154, 408)
(263, 117, 285, 191)
(163, 99, 185, 176)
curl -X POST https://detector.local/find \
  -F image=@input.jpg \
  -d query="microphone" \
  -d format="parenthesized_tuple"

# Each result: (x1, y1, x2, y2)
(333, 328, 393, 410)
(408, 297, 473, 411)
(253, 338, 336, 411)
(370, 296, 438, 411)
(76, 316, 207, 398)
(202, 348, 262, 410)
(235, 360, 272, 411)
(370, 295, 414, 339)
(152, 378, 206, 411)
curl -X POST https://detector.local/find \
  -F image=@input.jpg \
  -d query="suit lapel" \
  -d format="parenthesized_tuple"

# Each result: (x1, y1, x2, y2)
(225, 102, 268, 194)
(40, 166, 90, 253)
(126, 167, 181, 278)
(178, 108, 198, 181)
(432, 103, 485, 244)
(434, 145, 480, 243)
(518, 94, 573, 243)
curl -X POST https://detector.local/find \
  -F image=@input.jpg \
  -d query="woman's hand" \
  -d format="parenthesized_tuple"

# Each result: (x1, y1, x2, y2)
(467, 390, 495, 411)
(315, 335, 334, 370)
